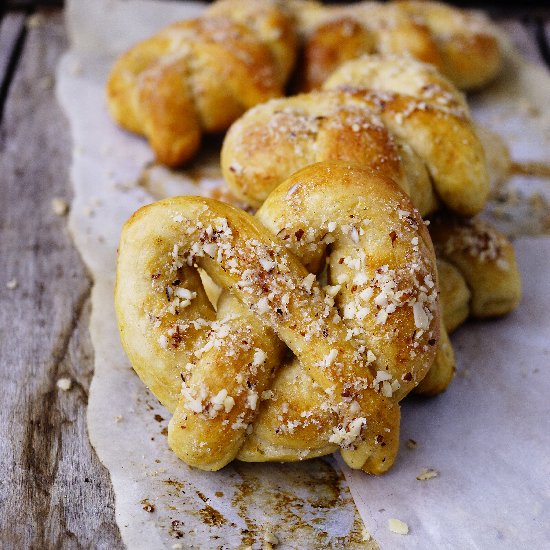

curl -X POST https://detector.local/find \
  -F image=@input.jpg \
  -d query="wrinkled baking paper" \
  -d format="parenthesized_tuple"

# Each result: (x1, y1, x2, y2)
(56, 1, 550, 548)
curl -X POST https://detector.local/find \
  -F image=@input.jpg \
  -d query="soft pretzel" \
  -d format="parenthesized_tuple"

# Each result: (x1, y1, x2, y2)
(222, 56, 488, 217)
(395, 1, 503, 90)
(290, 0, 502, 91)
(106, 0, 296, 167)
(430, 215, 522, 320)
(414, 215, 521, 397)
(115, 162, 440, 474)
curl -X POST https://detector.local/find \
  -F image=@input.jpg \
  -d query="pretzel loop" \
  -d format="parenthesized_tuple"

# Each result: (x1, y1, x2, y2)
(116, 162, 440, 474)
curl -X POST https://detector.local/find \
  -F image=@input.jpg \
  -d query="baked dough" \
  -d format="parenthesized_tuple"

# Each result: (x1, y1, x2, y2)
(115, 162, 440, 474)
(222, 55, 488, 216)
(291, 0, 502, 91)
(106, 0, 296, 166)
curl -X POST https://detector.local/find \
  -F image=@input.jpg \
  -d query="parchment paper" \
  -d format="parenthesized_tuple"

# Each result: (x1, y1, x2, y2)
(56, 1, 550, 548)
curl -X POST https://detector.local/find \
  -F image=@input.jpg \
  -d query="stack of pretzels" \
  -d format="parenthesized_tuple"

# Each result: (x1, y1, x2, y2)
(107, 0, 503, 167)
(113, 0, 521, 475)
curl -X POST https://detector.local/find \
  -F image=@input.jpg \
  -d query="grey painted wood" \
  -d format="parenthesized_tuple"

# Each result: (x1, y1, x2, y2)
(0, 14, 26, 94)
(0, 10, 123, 549)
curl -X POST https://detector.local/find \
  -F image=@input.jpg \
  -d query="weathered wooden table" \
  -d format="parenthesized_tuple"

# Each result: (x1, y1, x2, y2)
(1, 4, 549, 548)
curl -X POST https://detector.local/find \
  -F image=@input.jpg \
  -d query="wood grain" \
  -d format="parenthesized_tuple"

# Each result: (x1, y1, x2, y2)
(0, 10, 122, 549)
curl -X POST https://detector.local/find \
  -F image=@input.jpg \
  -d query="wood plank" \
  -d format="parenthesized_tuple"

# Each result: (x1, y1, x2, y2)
(543, 20, 550, 66)
(0, 10, 123, 548)
(0, 13, 26, 118)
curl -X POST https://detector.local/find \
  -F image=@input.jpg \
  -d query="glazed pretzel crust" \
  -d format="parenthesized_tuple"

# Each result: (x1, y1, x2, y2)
(116, 162, 440, 474)
(106, 0, 296, 167)
(290, 0, 502, 91)
(222, 55, 488, 217)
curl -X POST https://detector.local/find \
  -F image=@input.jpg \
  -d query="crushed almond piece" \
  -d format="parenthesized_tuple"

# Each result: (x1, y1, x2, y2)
(361, 526, 372, 541)
(407, 439, 417, 449)
(141, 498, 155, 513)
(388, 518, 409, 535)
(6, 279, 18, 290)
(263, 529, 279, 546)
(416, 468, 439, 480)
(51, 198, 69, 216)
(56, 377, 72, 391)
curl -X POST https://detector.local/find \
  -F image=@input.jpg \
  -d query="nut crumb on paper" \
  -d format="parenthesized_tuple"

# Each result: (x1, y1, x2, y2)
(263, 528, 279, 548)
(406, 438, 418, 449)
(362, 525, 372, 541)
(388, 518, 409, 535)
(141, 498, 155, 513)
(56, 377, 72, 391)
(417, 468, 439, 481)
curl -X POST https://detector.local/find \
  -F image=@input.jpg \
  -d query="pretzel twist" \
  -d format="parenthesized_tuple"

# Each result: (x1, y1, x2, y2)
(116, 162, 440, 474)
(290, 0, 502, 91)
(431, 216, 522, 323)
(222, 55, 488, 217)
(414, 216, 522, 396)
(106, 0, 296, 167)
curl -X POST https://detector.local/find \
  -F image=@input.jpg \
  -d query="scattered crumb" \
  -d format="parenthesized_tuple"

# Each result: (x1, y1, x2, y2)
(114, 415, 123, 423)
(6, 279, 18, 290)
(83, 206, 94, 217)
(516, 97, 539, 117)
(26, 13, 44, 28)
(37, 75, 54, 90)
(361, 525, 372, 541)
(141, 498, 155, 513)
(56, 377, 72, 391)
(171, 544, 183, 550)
(388, 518, 409, 535)
(69, 60, 83, 76)
(416, 468, 439, 481)
(51, 198, 69, 216)
(263, 529, 279, 547)
(406, 439, 417, 449)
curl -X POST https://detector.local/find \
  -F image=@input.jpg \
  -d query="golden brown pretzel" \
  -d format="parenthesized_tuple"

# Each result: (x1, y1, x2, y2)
(290, 0, 502, 91)
(414, 215, 522, 397)
(106, 0, 296, 167)
(292, 1, 442, 91)
(115, 162, 440, 474)
(396, 1, 503, 90)
(222, 55, 488, 217)
(431, 215, 522, 321)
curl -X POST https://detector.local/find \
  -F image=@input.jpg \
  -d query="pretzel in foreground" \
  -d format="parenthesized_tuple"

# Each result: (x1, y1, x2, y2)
(116, 162, 440, 474)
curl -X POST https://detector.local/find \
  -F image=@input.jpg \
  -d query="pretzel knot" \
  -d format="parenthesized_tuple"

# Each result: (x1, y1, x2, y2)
(116, 162, 440, 474)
